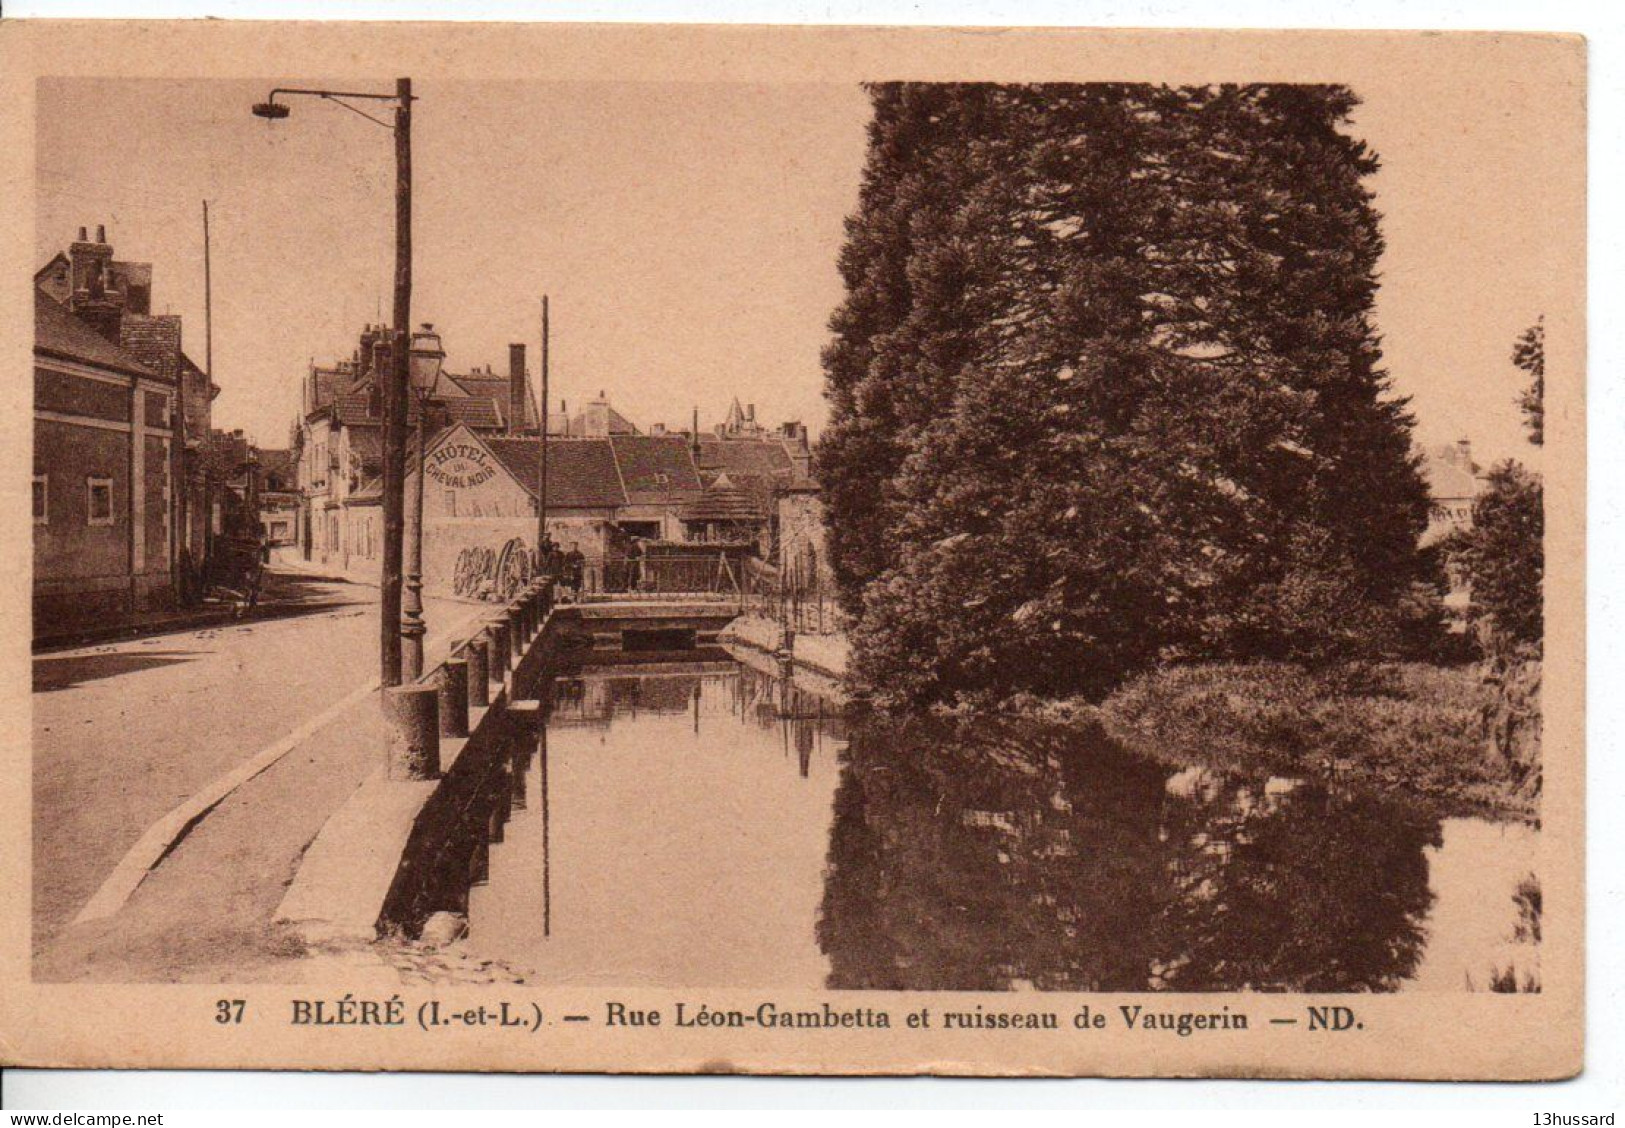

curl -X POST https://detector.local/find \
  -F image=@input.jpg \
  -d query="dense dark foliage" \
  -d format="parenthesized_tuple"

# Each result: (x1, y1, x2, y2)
(1453, 461, 1544, 654)
(1447, 322, 1546, 657)
(819, 83, 1432, 707)
(1514, 319, 1545, 447)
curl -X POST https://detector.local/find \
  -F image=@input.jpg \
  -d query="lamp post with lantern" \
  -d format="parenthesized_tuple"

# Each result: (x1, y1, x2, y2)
(401, 323, 445, 680)
(251, 78, 416, 685)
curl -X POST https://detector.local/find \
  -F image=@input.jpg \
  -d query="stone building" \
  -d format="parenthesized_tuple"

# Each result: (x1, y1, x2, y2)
(291, 325, 540, 580)
(410, 422, 705, 594)
(37, 227, 221, 605)
(254, 448, 300, 546)
(31, 226, 223, 636)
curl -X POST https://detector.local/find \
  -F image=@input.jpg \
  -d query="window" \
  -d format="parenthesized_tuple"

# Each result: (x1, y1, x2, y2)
(33, 475, 47, 525)
(87, 476, 114, 526)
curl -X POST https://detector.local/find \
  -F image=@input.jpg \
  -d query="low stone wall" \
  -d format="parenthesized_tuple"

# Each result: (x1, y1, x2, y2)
(717, 613, 850, 680)
(275, 583, 561, 944)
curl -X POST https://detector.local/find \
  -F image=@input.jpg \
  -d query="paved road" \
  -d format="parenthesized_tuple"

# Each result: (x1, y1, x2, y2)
(32, 569, 492, 978)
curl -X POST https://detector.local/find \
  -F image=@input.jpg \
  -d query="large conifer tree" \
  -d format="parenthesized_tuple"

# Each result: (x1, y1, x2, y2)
(820, 83, 1432, 707)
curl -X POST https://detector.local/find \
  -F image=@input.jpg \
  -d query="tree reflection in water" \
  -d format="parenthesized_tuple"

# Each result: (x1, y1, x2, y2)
(818, 713, 1441, 992)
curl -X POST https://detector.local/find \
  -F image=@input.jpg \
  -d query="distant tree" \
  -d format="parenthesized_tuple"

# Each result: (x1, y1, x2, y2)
(822, 83, 1432, 707)
(1513, 318, 1545, 447)
(1453, 461, 1543, 653)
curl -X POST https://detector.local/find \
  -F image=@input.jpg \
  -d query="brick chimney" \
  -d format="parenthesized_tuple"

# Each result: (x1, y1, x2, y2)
(68, 224, 125, 342)
(508, 343, 527, 434)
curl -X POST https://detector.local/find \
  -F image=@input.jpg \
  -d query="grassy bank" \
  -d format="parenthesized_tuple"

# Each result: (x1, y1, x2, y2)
(1091, 661, 1534, 822)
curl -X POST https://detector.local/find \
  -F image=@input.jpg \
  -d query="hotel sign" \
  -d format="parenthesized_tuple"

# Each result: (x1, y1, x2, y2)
(425, 441, 498, 489)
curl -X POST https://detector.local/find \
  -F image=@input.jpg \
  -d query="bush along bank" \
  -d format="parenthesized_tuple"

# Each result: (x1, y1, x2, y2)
(1090, 661, 1536, 823)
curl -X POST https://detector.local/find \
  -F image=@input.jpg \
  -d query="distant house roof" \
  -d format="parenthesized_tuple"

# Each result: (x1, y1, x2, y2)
(446, 372, 539, 429)
(443, 395, 505, 431)
(695, 437, 795, 482)
(565, 401, 640, 437)
(256, 448, 297, 484)
(119, 314, 184, 383)
(610, 435, 704, 504)
(178, 352, 215, 394)
(33, 287, 156, 379)
(204, 429, 255, 479)
(681, 474, 769, 523)
(484, 436, 628, 509)
(333, 390, 382, 427)
(331, 381, 512, 433)
(1421, 445, 1482, 501)
(307, 365, 351, 414)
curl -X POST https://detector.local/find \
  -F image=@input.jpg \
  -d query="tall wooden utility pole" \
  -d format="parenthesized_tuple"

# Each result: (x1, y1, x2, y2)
(248, 78, 415, 687)
(380, 76, 412, 686)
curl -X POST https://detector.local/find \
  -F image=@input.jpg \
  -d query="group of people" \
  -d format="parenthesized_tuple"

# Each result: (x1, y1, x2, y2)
(538, 536, 587, 600)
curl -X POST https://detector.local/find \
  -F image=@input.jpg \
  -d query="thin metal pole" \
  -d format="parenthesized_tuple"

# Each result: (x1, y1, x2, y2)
(380, 76, 411, 687)
(540, 724, 551, 938)
(538, 295, 550, 562)
(203, 201, 213, 384)
(402, 395, 426, 680)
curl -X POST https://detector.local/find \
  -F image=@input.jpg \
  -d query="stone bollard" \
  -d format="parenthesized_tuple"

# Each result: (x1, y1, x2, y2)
(486, 621, 510, 679)
(466, 638, 490, 708)
(508, 606, 526, 666)
(438, 658, 470, 738)
(383, 684, 440, 781)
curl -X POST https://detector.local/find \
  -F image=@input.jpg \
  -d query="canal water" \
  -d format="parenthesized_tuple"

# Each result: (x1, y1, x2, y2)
(455, 649, 1540, 993)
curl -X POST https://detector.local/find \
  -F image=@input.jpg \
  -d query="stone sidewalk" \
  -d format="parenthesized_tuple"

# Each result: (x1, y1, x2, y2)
(32, 576, 494, 981)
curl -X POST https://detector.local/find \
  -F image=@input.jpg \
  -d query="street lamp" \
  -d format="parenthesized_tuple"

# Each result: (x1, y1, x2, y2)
(401, 322, 445, 679)
(251, 79, 415, 687)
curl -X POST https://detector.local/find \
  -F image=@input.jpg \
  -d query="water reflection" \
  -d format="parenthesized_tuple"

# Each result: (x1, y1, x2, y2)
(440, 656, 1538, 994)
(462, 658, 845, 987)
(819, 714, 1529, 993)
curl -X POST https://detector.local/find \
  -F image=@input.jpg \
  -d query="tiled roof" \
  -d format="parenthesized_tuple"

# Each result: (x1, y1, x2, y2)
(447, 373, 538, 428)
(333, 385, 508, 431)
(112, 260, 152, 295)
(178, 351, 210, 386)
(34, 288, 156, 378)
(484, 437, 627, 509)
(119, 314, 184, 382)
(203, 429, 254, 478)
(310, 366, 347, 411)
(443, 396, 505, 430)
(695, 437, 794, 482)
(681, 475, 769, 523)
(334, 391, 382, 427)
(609, 435, 703, 503)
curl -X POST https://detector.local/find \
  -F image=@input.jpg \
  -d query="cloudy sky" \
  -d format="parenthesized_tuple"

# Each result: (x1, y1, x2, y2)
(37, 75, 1558, 466)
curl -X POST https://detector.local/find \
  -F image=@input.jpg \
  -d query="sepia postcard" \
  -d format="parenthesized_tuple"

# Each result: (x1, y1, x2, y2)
(0, 21, 1585, 1079)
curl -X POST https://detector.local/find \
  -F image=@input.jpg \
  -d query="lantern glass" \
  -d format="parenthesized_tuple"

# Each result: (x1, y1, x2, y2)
(408, 323, 445, 394)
